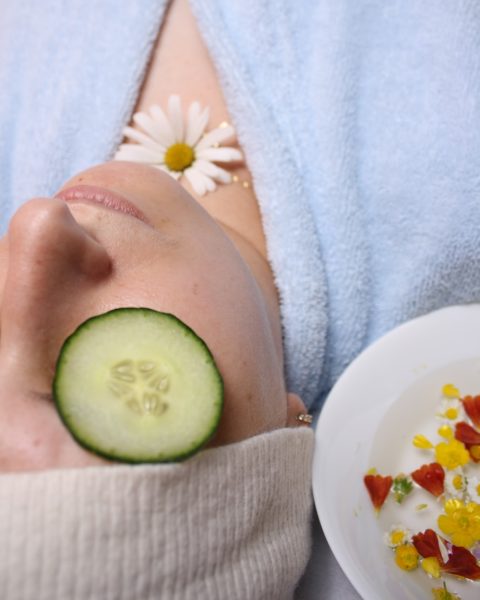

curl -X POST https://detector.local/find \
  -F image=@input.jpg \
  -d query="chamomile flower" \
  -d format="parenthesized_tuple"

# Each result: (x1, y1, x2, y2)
(384, 524, 412, 548)
(444, 467, 467, 500)
(114, 95, 243, 196)
(437, 397, 464, 425)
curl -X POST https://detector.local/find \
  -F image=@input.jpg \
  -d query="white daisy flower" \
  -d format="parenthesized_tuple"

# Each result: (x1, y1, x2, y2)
(436, 397, 465, 425)
(114, 95, 243, 196)
(466, 476, 480, 503)
(444, 467, 467, 500)
(383, 524, 412, 548)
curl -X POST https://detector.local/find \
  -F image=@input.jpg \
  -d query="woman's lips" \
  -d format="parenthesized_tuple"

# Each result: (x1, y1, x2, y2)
(55, 184, 151, 225)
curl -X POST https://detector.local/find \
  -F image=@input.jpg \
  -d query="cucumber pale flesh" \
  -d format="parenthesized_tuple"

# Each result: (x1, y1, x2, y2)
(53, 308, 224, 463)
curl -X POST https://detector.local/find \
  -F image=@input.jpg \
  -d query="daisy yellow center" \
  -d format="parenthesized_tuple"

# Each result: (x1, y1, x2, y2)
(390, 530, 405, 545)
(164, 143, 195, 172)
(445, 407, 458, 420)
(453, 474, 464, 490)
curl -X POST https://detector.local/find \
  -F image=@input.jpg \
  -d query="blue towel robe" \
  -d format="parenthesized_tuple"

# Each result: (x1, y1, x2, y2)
(1, 0, 480, 410)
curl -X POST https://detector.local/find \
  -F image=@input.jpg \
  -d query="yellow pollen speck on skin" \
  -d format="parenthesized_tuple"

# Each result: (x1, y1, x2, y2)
(164, 143, 195, 172)
(413, 434, 434, 449)
(416, 503, 428, 511)
(443, 384, 460, 398)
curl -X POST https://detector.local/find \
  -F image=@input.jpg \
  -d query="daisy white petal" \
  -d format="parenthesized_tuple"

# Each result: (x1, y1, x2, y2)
(114, 144, 163, 164)
(149, 105, 176, 146)
(184, 101, 200, 144)
(467, 476, 480, 503)
(184, 167, 206, 196)
(202, 172, 216, 192)
(195, 125, 236, 152)
(444, 467, 467, 499)
(383, 524, 412, 548)
(194, 159, 232, 184)
(132, 112, 169, 147)
(122, 126, 166, 153)
(185, 105, 210, 147)
(184, 167, 216, 196)
(167, 95, 184, 142)
(437, 398, 464, 424)
(196, 147, 243, 163)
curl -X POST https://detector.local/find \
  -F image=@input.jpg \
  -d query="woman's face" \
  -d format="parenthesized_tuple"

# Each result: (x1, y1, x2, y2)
(0, 161, 291, 471)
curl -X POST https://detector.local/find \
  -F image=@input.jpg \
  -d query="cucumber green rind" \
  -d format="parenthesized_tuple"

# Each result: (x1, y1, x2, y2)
(53, 307, 224, 464)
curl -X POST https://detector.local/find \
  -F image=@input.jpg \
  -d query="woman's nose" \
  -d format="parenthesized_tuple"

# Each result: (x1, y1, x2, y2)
(7, 197, 111, 281)
(0, 198, 111, 385)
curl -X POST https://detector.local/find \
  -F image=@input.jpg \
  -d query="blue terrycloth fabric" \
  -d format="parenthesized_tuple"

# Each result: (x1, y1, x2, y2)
(2, 1, 480, 412)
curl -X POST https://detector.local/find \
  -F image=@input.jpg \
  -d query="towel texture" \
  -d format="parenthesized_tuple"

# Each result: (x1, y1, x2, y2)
(0, 427, 315, 600)
(2, 1, 480, 410)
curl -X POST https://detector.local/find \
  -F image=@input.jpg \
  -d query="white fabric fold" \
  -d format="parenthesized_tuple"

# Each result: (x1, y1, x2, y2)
(0, 427, 314, 600)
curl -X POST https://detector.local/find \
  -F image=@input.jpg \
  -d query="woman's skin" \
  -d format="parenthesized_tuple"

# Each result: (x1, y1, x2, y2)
(0, 0, 308, 472)
(0, 161, 306, 471)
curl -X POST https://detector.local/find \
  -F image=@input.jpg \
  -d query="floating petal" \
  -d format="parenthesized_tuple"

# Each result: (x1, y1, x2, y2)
(411, 463, 445, 497)
(363, 473, 393, 511)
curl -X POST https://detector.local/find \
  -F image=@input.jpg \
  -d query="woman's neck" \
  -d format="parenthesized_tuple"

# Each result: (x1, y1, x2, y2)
(135, 0, 268, 252)
(132, 0, 284, 363)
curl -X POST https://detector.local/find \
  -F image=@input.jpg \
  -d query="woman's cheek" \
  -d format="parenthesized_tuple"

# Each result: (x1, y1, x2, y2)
(0, 394, 109, 471)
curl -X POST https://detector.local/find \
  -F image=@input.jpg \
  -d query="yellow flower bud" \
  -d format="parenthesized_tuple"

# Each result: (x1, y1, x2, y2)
(438, 425, 453, 440)
(413, 434, 433, 449)
(442, 384, 460, 398)
(421, 556, 441, 578)
(394, 544, 419, 571)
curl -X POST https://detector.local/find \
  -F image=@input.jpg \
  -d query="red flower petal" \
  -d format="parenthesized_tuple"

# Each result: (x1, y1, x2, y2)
(462, 395, 480, 428)
(363, 474, 393, 510)
(413, 530, 480, 581)
(455, 421, 480, 445)
(412, 529, 444, 562)
(454, 422, 480, 462)
(443, 544, 480, 581)
(411, 463, 445, 497)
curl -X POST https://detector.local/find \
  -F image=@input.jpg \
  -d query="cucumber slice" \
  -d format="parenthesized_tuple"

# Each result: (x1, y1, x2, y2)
(53, 308, 224, 463)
